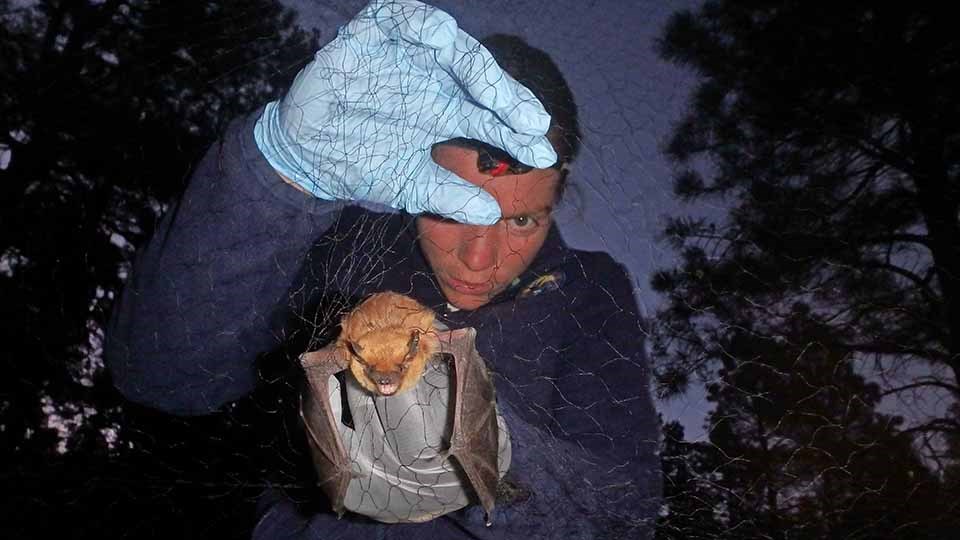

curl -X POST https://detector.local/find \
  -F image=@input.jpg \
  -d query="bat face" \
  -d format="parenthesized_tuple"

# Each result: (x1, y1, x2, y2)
(339, 292, 439, 396)
(347, 328, 423, 395)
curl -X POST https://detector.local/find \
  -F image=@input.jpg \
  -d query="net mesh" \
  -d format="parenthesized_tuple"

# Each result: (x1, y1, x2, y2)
(3, 1, 957, 539)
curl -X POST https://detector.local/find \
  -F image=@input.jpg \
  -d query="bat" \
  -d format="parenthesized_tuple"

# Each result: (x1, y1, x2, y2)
(336, 291, 439, 397)
(298, 292, 502, 524)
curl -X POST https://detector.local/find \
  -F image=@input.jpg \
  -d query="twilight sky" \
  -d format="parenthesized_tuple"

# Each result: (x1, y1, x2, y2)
(283, 0, 715, 439)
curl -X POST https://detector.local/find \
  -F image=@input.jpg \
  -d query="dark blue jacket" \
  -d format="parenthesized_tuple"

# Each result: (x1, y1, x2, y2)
(105, 109, 660, 539)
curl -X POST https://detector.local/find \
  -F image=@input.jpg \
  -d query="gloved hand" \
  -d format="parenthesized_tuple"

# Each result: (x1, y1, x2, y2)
(254, 0, 557, 225)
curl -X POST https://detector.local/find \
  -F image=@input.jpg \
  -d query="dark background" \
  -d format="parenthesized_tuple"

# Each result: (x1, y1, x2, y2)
(2, 1, 958, 538)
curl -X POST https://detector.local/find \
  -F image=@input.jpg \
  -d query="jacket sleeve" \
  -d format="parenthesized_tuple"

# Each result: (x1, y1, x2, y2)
(104, 107, 343, 415)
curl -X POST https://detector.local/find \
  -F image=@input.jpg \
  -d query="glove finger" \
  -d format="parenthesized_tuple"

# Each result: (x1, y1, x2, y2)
(409, 160, 502, 225)
(372, 0, 457, 50)
(449, 101, 558, 168)
(369, 1, 550, 138)
(438, 31, 552, 138)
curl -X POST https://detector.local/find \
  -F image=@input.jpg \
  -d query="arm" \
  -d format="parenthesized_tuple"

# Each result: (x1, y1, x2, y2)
(104, 108, 343, 415)
(106, 0, 556, 416)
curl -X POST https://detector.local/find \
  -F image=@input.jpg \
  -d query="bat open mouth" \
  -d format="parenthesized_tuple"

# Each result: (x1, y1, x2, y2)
(376, 382, 399, 396)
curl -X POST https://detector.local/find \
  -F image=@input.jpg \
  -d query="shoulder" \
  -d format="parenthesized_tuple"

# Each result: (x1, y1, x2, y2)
(559, 247, 639, 321)
(568, 248, 632, 287)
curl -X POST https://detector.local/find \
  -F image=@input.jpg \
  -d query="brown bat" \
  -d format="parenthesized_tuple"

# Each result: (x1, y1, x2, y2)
(299, 291, 502, 524)
(336, 291, 439, 396)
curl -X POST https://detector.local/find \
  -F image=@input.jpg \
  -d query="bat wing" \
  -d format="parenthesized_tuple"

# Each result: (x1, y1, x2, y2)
(437, 327, 501, 525)
(299, 345, 351, 517)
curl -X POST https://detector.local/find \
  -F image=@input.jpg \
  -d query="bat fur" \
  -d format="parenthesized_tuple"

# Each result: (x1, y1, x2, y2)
(337, 291, 440, 397)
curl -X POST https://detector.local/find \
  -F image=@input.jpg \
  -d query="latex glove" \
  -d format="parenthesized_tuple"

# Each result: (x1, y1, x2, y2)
(254, 0, 557, 225)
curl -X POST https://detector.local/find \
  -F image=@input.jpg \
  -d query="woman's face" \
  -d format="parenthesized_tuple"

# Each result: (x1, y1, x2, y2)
(417, 145, 561, 310)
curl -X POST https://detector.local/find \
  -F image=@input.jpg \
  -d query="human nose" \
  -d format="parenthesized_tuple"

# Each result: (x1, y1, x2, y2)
(457, 225, 498, 272)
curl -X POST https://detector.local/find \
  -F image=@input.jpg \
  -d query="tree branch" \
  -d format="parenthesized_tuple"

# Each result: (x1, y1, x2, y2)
(841, 342, 948, 362)
(901, 417, 960, 436)
(859, 260, 940, 304)
(860, 233, 931, 248)
(880, 378, 960, 399)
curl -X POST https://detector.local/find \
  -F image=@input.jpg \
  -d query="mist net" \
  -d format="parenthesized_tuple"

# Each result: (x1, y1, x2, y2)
(14, 1, 952, 540)
(3, 0, 669, 538)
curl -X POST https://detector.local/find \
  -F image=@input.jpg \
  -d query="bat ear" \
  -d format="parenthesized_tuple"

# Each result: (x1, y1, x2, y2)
(347, 340, 366, 364)
(407, 329, 421, 357)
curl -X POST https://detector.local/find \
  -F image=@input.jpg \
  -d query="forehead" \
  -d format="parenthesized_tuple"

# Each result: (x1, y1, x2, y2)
(431, 145, 561, 215)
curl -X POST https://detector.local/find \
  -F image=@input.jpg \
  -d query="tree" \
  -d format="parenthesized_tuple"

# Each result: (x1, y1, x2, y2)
(656, 420, 725, 540)
(658, 307, 951, 539)
(651, 1, 960, 537)
(0, 1, 316, 537)
(717, 311, 947, 538)
(652, 0, 959, 464)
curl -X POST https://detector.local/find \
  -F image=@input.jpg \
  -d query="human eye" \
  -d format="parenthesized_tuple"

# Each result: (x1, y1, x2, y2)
(505, 215, 540, 235)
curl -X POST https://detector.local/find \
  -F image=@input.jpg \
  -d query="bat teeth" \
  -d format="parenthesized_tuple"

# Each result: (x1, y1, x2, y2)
(376, 382, 399, 396)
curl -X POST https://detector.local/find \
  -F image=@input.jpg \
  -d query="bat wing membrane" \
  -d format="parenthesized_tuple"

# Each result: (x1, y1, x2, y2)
(300, 346, 352, 517)
(439, 327, 501, 525)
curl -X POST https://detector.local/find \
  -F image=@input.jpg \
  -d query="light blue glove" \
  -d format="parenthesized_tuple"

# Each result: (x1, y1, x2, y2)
(254, 0, 557, 225)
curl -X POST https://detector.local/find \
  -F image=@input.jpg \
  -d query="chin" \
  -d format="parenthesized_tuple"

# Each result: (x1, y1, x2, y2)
(443, 289, 491, 311)
(449, 296, 487, 311)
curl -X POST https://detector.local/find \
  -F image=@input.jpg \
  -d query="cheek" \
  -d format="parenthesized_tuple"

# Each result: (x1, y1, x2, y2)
(498, 230, 548, 273)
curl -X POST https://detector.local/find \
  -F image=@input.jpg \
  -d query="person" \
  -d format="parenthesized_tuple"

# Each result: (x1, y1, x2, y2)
(104, 1, 660, 538)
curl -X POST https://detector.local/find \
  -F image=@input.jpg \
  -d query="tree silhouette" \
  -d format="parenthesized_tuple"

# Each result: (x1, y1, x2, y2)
(1, 1, 316, 537)
(656, 420, 725, 539)
(658, 308, 953, 538)
(652, 0, 959, 462)
(652, 1, 959, 537)
(721, 311, 947, 538)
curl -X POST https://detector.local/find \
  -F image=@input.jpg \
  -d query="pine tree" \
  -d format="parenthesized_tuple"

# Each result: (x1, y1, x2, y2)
(652, 2, 959, 537)
(657, 420, 725, 539)
(701, 311, 943, 539)
(1, 1, 316, 537)
(652, 0, 959, 469)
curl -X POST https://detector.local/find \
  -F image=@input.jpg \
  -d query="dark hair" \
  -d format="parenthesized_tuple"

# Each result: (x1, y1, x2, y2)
(480, 34, 581, 166)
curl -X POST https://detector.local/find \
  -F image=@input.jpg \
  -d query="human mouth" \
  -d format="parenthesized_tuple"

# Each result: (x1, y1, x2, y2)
(444, 276, 492, 295)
